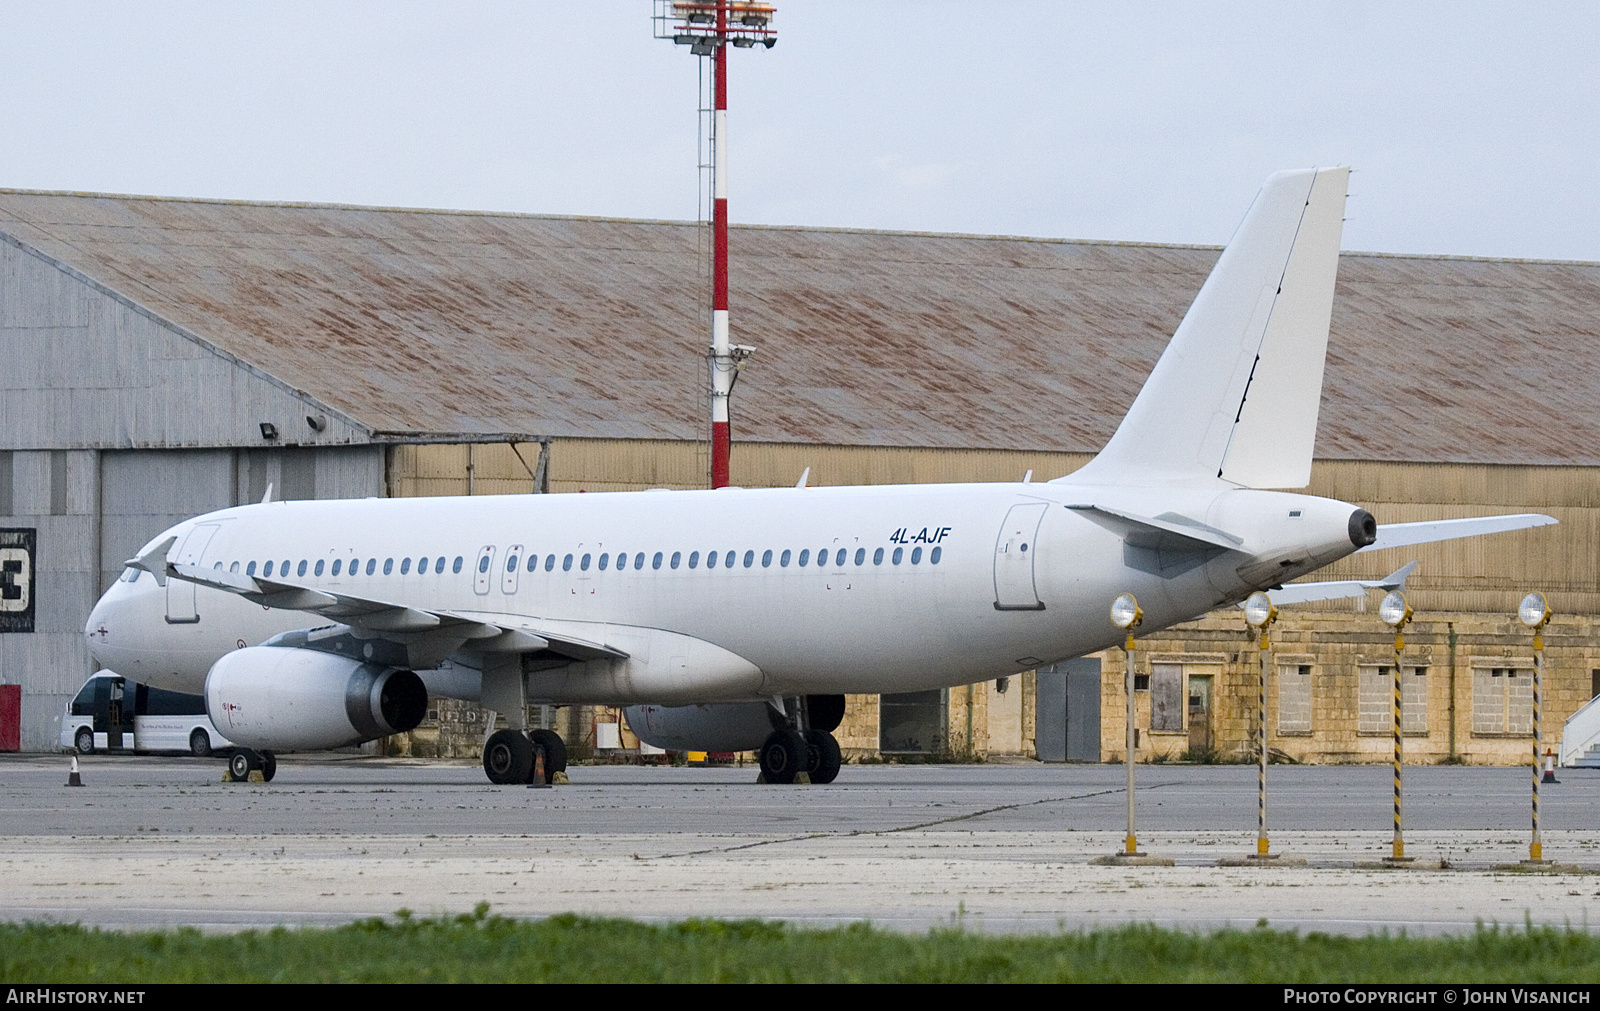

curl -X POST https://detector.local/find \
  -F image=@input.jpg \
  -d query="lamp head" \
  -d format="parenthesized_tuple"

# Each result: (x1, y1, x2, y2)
(1243, 591, 1277, 630)
(1518, 592, 1551, 629)
(1110, 593, 1142, 630)
(1379, 590, 1412, 629)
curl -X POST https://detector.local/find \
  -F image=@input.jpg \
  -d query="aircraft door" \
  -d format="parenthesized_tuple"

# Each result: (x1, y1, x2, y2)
(165, 524, 219, 624)
(502, 544, 523, 594)
(474, 545, 496, 595)
(993, 503, 1048, 611)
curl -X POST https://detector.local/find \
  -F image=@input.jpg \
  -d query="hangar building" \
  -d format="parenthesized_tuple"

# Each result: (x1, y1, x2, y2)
(1, 188, 1597, 765)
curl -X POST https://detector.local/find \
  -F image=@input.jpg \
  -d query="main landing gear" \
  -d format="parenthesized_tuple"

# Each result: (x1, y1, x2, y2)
(758, 694, 844, 785)
(483, 728, 567, 786)
(225, 748, 276, 782)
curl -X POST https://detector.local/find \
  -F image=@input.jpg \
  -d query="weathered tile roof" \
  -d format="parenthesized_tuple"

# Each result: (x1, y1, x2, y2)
(2, 189, 1597, 464)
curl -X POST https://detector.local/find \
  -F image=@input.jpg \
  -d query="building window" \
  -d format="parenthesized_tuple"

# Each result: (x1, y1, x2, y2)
(1474, 666, 1534, 735)
(1151, 663, 1183, 731)
(1277, 664, 1313, 734)
(1359, 665, 1428, 735)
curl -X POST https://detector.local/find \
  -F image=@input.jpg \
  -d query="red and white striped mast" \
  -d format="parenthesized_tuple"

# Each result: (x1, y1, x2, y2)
(657, 1, 776, 489)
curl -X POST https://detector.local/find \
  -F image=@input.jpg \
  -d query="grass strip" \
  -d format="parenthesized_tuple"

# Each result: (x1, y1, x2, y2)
(3, 906, 1598, 983)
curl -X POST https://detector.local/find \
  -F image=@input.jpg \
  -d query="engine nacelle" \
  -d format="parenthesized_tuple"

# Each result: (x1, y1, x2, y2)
(624, 695, 843, 753)
(205, 646, 427, 751)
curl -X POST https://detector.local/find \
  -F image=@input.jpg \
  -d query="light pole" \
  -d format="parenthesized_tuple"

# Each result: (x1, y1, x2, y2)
(655, 2, 777, 489)
(1519, 591, 1552, 865)
(1243, 591, 1278, 859)
(1111, 592, 1143, 856)
(1379, 590, 1413, 863)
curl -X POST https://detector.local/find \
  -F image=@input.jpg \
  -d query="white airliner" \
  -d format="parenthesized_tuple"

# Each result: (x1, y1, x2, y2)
(85, 167, 1554, 786)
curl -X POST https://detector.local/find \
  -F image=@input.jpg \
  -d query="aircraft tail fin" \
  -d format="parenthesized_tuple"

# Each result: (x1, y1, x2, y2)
(1064, 167, 1349, 488)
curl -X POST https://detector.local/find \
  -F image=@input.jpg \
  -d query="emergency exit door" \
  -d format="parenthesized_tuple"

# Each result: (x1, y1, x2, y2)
(993, 502, 1048, 610)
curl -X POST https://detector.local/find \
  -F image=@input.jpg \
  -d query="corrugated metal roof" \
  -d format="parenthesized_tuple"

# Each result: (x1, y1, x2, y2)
(2, 189, 1597, 465)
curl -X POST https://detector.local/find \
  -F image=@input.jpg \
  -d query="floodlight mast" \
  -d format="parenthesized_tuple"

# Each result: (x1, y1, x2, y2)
(656, 2, 778, 489)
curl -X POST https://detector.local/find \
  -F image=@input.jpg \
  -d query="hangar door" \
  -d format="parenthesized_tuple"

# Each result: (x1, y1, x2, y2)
(1035, 658, 1101, 762)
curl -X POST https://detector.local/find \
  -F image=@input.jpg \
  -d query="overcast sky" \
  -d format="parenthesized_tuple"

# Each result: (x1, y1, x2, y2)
(3, 2, 1595, 260)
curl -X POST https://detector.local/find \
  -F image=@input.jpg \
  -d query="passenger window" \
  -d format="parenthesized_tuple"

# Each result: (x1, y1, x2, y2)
(505, 555, 517, 572)
(911, 547, 922, 564)
(314, 559, 325, 576)
(761, 549, 773, 567)
(418, 557, 429, 574)
(437, 556, 447, 573)
(331, 559, 341, 576)
(743, 550, 754, 568)
(854, 548, 865, 566)
(689, 551, 699, 569)
(478, 555, 490, 574)
(366, 558, 377, 575)
(526, 555, 537, 573)
(599, 553, 609, 571)
(780, 549, 791, 567)
(725, 551, 736, 568)
(931, 546, 942, 564)
(652, 552, 663, 570)
(798, 549, 810, 567)
(229, 561, 240, 574)
(563, 554, 574, 572)
(453, 556, 464, 574)
(400, 558, 411, 575)
(543, 554, 554, 572)
(263, 560, 274, 577)
(383, 558, 394, 575)
(298, 560, 308, 577)
(706, 550, 718, 569)
(581, 553, 592, 571)
(873, 547, 884, 565)
(246, 561, 257, 576)
(893, 547, 903, 565)
(818, 547, 829, 566)
(671, 551, 681, 569)
(636, 553, 647, 570)
(835, 548, 847, 567)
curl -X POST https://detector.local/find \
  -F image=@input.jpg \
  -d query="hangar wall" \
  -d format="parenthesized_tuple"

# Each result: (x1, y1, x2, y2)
(0, 235, 383, 750)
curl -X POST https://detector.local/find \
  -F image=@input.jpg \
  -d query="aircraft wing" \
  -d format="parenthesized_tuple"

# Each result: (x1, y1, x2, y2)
(1359, 514, 1556, 552)
(129, 542, 626, 662)
(1254, 561, 1418, 606)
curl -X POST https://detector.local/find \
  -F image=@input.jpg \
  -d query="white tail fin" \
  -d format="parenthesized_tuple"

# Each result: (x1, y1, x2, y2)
(1066, 167, 1349, 488)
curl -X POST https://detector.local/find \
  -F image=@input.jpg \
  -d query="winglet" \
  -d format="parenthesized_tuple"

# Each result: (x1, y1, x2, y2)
(124, 535, 178, 588)
(796, 467, 810, 489)
(1375, 560, 1419, 591)
(261, 482, 275, 504)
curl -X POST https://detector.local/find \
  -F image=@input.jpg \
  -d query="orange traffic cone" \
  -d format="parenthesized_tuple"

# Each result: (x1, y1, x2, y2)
(67, 756, 83, 787)
(1542, 749, 1559, 784)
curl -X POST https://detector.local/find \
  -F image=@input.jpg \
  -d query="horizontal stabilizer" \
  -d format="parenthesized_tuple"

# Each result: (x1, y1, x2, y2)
(1359, 514, 1557, 552)
(1066, 503, 1243, 552)
(1260, 561, 1419, 606)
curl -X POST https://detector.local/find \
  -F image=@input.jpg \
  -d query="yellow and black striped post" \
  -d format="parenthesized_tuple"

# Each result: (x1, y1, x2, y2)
(1518, 592, 1552, 864)
(1242, 592, 1279, 858)
(1110, 593, 1144, 857)
(1379, 591, 1413, 863)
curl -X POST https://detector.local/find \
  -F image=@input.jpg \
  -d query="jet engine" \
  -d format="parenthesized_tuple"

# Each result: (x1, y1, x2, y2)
(205, 646, 428, 751)
(624, 695, 844, 753)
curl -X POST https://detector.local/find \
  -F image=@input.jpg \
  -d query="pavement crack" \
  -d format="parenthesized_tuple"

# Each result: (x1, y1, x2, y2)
(640, 781, 1191, 861)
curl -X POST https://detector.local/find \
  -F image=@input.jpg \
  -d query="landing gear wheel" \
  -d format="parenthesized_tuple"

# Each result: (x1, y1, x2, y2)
(189, 728, 212, 758)
(803, 729, 842, 785)
(260, 751, 277, 782)
(228, 749, 254, 782)
(758, 729, 807, 785)
(528, 729, 567, 784)
(74, 728, 94, 755)
(483, 729, 534, 785)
